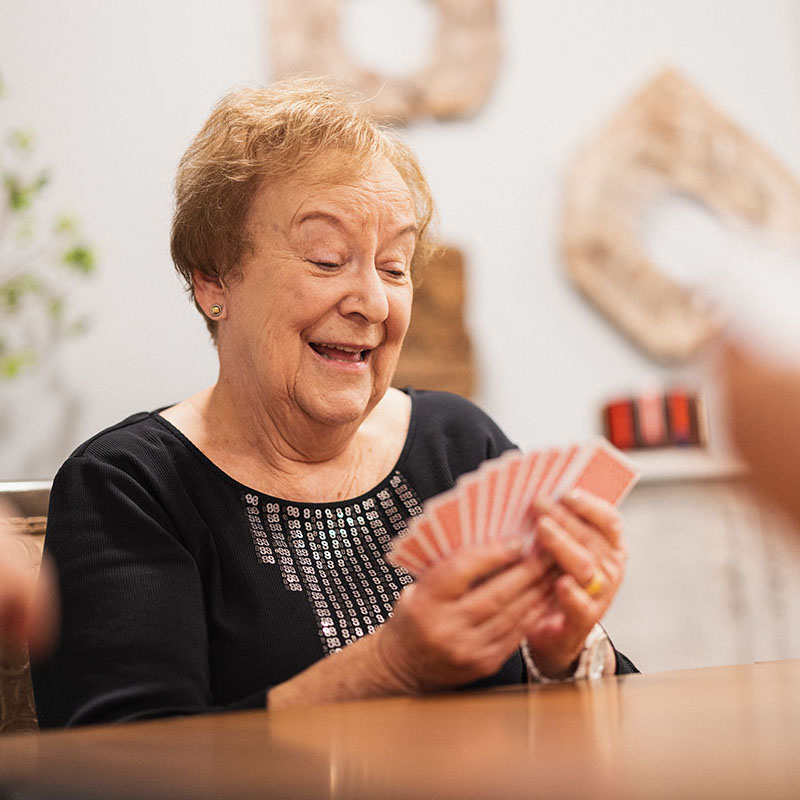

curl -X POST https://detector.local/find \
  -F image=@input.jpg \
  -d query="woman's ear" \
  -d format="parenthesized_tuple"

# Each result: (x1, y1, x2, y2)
(193, 269, 227, 320)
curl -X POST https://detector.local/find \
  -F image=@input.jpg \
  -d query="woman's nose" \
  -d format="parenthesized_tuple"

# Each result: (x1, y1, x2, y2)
(338, 266, 389, 323)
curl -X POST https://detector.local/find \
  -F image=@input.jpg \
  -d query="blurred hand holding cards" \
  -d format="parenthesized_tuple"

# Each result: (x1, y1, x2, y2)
(652, 201, 800, 366)
(710, 237, 800, 368)
(388, 438, 641, 576)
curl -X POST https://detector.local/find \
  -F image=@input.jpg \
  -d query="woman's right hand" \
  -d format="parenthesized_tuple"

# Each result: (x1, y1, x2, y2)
(374, 540, 551, 692)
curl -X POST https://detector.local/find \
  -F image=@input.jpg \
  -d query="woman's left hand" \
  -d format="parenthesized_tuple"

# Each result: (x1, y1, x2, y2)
(521, 489, 627, 678)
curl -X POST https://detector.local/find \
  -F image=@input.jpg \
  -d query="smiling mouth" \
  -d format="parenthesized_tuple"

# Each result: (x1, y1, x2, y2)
(309, 343, 372, 363)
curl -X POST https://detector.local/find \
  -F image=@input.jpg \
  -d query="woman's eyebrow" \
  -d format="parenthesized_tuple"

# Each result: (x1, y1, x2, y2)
(393, 223, 418, 238)
(296, 212, 417, 240)
(295, 211, 347, 231)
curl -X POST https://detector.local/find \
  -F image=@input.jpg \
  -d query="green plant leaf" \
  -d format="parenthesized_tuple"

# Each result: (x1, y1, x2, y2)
(62, 244, 95, 274)
(48, 296, 64, 320)
(0, 274, 42, 310)
(4, 170, 50, 211)
(54, 213, 77, 235)
(15, 216, 35, 241)
(68, 315, 90, 336)
(0, 350, 37, 379)
(4, 173, 25, 210)
(0, 76, 97, 381)
(7, 129, 34, 152)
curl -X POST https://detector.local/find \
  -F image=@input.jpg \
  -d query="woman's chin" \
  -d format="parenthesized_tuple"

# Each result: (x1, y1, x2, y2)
(298, 388, 375, 428)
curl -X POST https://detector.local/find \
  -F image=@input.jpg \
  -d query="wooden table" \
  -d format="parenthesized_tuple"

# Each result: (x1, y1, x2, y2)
(2, 660, 800, 800)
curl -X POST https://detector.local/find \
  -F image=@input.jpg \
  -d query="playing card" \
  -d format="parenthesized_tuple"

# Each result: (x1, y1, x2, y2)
(506, 447, 561, 540)
(456, 471, 481, 547)
(386, 438, 641, 577)
(387, 515, 441, 574)
(427, 491, 465, 555)
(414, 514, 450, 561)
(475, 457, 505, 545)
(485, 451, 524, 542)
(551, 437, 641, 506)
(496, 450, 538, 539)
(388, 525, 433, 574)
(492, 450, 529, 540)
(521, 448, 560, 505)
(388, 545, 426, 575)
(537, 444, 579, 500)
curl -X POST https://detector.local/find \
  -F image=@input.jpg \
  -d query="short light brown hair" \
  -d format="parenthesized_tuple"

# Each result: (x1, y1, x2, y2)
(170, 77, 437, 340)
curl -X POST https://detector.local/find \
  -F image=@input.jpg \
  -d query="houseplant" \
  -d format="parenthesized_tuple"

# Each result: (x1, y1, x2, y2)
(0, 72, 95, 381)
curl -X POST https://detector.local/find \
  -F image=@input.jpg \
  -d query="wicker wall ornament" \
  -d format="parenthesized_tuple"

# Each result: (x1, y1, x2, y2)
(562, 69, 800, 362)
(267, 0, 501, 122)
(393, 245, 474, 397)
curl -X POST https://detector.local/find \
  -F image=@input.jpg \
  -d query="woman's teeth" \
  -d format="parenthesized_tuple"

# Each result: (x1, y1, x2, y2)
(311, 343, 367, 362)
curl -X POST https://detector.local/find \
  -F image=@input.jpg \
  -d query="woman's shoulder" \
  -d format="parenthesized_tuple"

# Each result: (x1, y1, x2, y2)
(69, 410, 169, 456)
(61, 409, 191, 480)
(407, 388, 509, 439)
(51, 409, 226, 517)
(401, 388, 516, 490)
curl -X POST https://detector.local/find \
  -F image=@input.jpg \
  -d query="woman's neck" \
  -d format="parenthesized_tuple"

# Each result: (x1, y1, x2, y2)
(160, 382, 410, 503)
(209, 377, 363, 464)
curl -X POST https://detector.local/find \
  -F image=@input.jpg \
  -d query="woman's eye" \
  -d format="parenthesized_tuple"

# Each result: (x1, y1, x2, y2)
(311, 261, 341, 270)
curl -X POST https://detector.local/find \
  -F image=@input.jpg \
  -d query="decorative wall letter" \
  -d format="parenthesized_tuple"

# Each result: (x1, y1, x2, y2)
(562, 69, 800, 362)
(267, 0, 501, 122)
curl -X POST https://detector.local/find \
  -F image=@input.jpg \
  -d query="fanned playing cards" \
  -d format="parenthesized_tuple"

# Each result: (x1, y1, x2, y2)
(388, 438, 641, 576)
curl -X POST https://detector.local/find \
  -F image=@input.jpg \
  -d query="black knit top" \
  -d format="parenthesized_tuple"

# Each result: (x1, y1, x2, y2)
(32, 389, 635, 728)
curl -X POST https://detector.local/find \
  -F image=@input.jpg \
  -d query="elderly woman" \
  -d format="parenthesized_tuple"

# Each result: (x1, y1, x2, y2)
(33, 80, 635, 727)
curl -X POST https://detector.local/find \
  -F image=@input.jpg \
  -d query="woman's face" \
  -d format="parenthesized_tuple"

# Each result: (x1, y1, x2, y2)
(216, 156, 417, 430)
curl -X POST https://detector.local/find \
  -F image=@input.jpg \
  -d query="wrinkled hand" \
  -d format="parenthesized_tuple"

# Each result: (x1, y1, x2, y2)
(522, 489, 627, 678)
(376, 540, 550, 692)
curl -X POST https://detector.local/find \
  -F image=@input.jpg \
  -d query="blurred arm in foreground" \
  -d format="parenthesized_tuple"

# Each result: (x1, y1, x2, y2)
(0, 504, 58, 660)
(718, 341, 800, 528)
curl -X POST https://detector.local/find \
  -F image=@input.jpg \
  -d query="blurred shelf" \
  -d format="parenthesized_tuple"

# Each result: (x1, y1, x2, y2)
(0, 480, 53, 516)
(0, 480, 52, 494)
(629, 449, 747, 486)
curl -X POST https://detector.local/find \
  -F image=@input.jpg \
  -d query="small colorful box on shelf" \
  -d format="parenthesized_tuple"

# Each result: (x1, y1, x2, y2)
(602, 389, 708, 450)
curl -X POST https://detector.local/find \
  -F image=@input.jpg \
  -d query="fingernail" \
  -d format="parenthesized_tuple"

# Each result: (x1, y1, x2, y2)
(530, 498, 552, 514)
(505, 538, 525, 556)
(537, 516, 556, 535)
(567, 488, 585, 502)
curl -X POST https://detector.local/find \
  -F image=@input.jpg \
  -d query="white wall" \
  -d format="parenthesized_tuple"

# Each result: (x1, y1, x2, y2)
(1, 0, 799, 478)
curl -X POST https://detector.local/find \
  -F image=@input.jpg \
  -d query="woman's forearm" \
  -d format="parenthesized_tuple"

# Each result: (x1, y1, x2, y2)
(267, 543, 556, 711)
(266, 626, 414, 711)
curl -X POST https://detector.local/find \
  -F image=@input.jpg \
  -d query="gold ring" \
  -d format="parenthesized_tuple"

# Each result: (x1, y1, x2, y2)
(584, 570, 605, 598)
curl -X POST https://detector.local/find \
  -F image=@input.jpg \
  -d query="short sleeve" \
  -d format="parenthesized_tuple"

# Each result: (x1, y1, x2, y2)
(32, 453, 266, 727)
